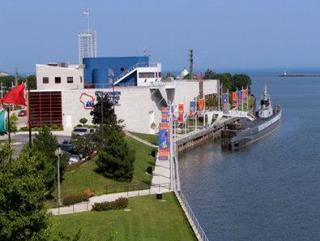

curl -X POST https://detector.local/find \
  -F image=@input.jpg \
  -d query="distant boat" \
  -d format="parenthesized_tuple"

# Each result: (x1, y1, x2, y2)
(279, 71, 320, 77)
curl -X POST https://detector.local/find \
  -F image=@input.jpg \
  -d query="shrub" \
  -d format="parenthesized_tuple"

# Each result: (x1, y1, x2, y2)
(146, 166, 153, 175)
(79, 118, 88, 126)
(19, 126, 29, 131)
(63, 193, 88, 206)
(150, 149, 157, 158)
(92, 197, 128, 211)
(83, 188, 95, 200)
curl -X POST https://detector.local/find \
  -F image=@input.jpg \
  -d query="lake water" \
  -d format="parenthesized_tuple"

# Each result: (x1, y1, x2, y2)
(179, 73, 320, 241)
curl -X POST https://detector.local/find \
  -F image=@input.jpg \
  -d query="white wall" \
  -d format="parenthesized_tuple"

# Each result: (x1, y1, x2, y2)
(61, 79, 218, 134)
(36, 64, 84, 90)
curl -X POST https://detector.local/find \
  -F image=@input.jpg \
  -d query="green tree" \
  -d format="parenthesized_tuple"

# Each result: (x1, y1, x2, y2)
(25, 75, 37, 90)
(218, 73, 234, 91)
(0, 142, 12, 170)
(79, 117, 88, 126)
(0, 155, 48, 241)
(90, 94, 121, 128)
(96, 126, 135, 181)
(8, 112, 18, 133)
(232, 74, 252, 89)
(203, 69, 217, 79)
(31, 126, 67, 196)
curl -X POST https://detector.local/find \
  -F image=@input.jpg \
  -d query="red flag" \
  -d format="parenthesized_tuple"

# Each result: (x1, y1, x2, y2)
(1, 83, 26, 106)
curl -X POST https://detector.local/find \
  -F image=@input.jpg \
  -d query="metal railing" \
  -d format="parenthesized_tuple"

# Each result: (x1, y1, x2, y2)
(172, 146, 210, 241)
(176, 191, 210, 241)
(114, 62, 159, 84)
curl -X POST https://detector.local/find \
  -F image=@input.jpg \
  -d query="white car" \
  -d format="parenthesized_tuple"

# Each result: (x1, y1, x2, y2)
(71, 127, 96, 137)
(68, 154, 81, 164)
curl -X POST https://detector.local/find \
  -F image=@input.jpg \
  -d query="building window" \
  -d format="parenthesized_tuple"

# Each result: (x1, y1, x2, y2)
(67, 77, 73, 83)
(55, 77, 61, 84)
(43, 77, 49, 84)
(139, 72, 155, 78)
(158, 72, 162, 78)
(80, 76, 83, 83)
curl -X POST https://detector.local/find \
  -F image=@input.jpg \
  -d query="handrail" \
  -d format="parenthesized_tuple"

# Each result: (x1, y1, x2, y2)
(172, 142, 210, 241)
(114, 62, 159, 84)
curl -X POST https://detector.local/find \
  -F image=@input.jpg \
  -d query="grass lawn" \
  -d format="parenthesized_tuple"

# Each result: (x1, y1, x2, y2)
(49, 136, 156, 205)
(129, 131, 158, 146)
(49, 193, 196, 241)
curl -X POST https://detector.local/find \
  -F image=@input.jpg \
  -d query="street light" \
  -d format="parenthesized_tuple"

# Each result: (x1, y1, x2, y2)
(55, 147, 62, 206)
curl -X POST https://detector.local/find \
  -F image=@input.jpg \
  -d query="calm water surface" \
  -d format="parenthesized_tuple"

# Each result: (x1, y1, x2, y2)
(179, 74, 320, 241)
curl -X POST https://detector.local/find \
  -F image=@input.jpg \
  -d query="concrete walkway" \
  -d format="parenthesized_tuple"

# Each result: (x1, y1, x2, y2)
(49, 186, 171, 215)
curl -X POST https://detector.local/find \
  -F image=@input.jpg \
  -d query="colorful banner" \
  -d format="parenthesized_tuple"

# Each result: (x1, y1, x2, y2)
(0, 110, 6, 133)
(178, 103, 184, 123)
(231, 91, 238, 108)
(222, 93, 229, 111)
(161, 107, 169, 123)
(238, 90, 243, 105)
(197, 98, 205, 116)
(189, 100, 196, 118)
(197, 98, 204, 111)
(158, 123, 170, 160)
(243, 89, 249, 101)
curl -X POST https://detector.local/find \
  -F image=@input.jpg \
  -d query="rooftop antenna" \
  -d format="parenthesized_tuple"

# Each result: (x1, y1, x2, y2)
(189, 49, 194, 80)
(83, 9, 90, 32)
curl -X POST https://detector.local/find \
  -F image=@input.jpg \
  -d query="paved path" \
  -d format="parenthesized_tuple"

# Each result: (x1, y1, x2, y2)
(124, 131, 158, 148)
(50, 187, 171, 215)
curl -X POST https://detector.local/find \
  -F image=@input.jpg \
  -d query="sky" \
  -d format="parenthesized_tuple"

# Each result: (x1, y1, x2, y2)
(1, 0, 320, 74)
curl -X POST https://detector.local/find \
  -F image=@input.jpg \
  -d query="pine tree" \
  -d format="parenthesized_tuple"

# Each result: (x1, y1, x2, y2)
(90, 94, 119, 127)
(95, 126, 135, 181)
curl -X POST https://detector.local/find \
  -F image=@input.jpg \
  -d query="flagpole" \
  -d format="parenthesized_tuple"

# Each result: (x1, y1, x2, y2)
(246, 86, 249, 111)
(242, 87, 244, 111)
(195, 97, 198, 131)
(7, 105, 11, 144)
(27, 80, 32, 148)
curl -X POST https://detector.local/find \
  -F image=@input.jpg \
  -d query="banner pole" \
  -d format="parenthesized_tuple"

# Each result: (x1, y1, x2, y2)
(7, 106, 11, 144)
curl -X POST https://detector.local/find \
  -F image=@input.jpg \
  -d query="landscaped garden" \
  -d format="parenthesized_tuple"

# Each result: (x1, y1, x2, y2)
(47, 135, 156, 208)
(49, 193, 196, 241)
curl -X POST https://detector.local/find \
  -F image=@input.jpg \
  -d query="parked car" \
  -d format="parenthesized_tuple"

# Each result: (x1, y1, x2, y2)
(68, 154, 81, 164)
(71, 127, 96, 138)
(71, 127, 90, 137)
(18, 110, 27, 117)
(62, 151, 83, 165)
(59, 140, 75, 154)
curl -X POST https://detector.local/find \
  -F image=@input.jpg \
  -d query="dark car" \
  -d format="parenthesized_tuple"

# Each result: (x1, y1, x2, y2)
(59, 140, 76, 154)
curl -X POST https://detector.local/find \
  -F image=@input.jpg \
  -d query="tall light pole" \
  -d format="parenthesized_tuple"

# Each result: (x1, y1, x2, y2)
(55, 147, 62, 206)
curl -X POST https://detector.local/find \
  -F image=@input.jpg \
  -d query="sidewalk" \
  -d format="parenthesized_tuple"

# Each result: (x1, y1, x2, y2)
(49, 186, 171, 215)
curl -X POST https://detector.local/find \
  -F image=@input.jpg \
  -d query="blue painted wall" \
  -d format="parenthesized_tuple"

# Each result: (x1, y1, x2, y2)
(83, 56, 149, 88)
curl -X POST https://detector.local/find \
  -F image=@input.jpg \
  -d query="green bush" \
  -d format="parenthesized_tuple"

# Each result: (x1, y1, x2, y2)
(19, 126, 29, 131)
(62, 193, 88, 206)
(146, 166, 153, 175)
(151, 149, 157, 158)
(92, 197, 128, 211)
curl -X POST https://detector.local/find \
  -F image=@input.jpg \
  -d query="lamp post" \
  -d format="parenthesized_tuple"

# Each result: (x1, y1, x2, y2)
(55, 147, 62, 206)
